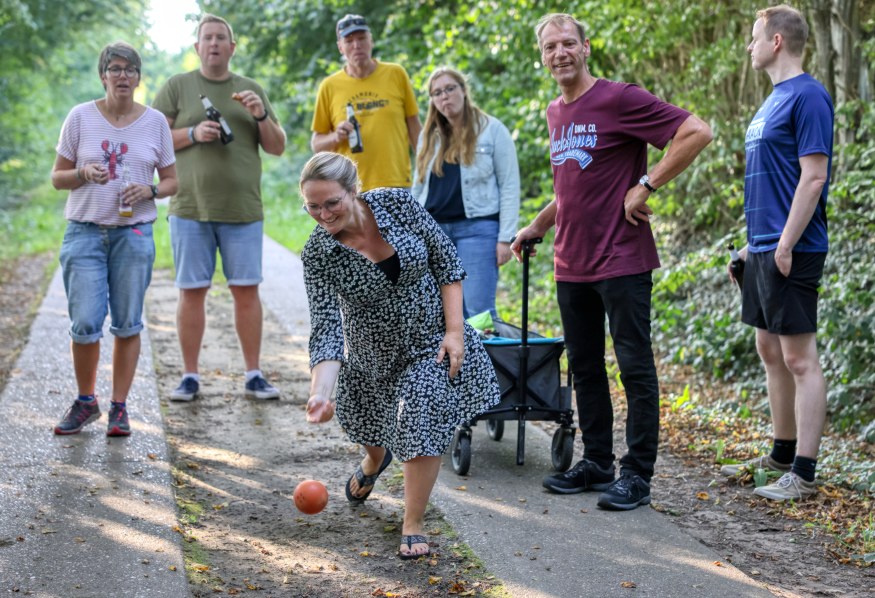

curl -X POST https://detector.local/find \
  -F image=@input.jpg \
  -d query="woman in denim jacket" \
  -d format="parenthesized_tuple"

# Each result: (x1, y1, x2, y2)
(412, 67, 520, 320)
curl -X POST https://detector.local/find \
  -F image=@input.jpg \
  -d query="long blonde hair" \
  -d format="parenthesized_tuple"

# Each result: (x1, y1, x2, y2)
(415, 67, 486, 184)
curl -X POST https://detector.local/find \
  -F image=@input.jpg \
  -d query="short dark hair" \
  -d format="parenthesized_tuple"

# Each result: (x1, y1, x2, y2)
(197, 13, 234, 44)
(98, 41, 141, 77)
(757, 4, 808, 57)
(535, 13, 587, 50)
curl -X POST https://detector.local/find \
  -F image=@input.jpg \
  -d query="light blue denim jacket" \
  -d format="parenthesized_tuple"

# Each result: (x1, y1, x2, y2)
(412, 114, 520, 243)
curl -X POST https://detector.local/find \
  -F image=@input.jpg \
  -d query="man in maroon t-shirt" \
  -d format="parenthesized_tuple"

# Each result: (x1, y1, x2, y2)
(511, 13, 712, 511)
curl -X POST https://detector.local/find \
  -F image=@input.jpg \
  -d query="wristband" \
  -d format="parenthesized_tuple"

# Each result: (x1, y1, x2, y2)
(75, 167, 82, 180)
(254, 111, 269, 122)
(188, 127, 197, 143)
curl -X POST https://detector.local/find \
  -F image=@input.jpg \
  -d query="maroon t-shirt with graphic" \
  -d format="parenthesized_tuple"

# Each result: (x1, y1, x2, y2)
(547, 79, 689, 282)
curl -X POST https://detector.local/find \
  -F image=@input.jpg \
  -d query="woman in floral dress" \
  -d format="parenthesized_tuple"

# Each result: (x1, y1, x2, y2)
(300, 152, 499, 559)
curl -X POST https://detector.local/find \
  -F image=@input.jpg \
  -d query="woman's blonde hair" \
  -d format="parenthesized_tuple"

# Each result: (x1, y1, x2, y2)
(415, 67, 486, 184)
(299, 151, 361, 196)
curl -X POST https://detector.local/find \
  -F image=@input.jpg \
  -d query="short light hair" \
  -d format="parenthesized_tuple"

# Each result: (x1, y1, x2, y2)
(535, 13, 587, 50)
(98, 41, 141, 77)
(299, 152, 361, 197)
(757, 4, 808, 57)
(197, 13, 234, 44)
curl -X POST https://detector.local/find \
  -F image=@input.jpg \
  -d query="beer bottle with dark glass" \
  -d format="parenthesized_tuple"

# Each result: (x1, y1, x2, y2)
(200, 94, 234, 144)
(346, 102, 363, 153)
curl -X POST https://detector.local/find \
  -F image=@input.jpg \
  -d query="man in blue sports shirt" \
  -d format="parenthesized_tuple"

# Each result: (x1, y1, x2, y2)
(721, 4, 833, 501)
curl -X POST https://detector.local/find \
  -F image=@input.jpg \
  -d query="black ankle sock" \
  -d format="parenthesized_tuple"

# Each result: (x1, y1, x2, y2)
(78, 394, 96, 403)
(770, 438, 797, 465)
(791, 456, 817, 482)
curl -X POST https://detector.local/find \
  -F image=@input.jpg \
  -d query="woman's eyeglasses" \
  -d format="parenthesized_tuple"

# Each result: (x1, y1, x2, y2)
(303, 194, 346, 215)
(430, 84, 459, 99)
(106, 66, 140, 78)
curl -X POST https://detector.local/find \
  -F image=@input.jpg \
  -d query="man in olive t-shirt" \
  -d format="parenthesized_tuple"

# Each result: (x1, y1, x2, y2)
(153, 13, 286, 402)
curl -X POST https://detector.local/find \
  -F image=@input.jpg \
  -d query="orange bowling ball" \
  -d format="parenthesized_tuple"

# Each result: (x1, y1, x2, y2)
(293, 480, 329, 515)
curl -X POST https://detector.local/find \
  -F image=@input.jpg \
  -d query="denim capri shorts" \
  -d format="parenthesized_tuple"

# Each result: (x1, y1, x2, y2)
(59, 221, 155, 344)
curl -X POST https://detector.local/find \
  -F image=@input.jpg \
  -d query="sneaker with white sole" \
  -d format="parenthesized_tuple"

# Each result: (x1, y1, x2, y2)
(170, 377, 199, 402)
(245, 375, 280, 400)
(753, 471, 817, 501)
(719, 454, 792, 477)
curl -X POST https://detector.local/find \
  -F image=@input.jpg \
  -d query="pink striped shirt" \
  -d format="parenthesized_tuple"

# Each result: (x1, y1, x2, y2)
(56, 101, 175, 225)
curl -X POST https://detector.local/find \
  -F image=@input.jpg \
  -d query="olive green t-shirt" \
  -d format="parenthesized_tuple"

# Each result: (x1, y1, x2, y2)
(153, 70, 277, 222)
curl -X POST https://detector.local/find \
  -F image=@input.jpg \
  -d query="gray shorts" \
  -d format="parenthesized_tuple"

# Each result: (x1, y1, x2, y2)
(169, 216, 263, 288)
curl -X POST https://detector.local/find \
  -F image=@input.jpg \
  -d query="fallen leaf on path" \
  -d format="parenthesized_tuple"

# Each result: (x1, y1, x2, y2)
(620, 581, 637, 588)
(697, 492, 710, 500)
(169, 565, 177, 571)
(713, 561, 724, 567)
(455, 485, 467, 491)
(428, 576, 441, 585)
(147, 453, 157, 460)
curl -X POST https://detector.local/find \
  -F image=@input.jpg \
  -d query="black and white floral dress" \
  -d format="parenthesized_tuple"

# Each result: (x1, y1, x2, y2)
(302, 187, 500, 462)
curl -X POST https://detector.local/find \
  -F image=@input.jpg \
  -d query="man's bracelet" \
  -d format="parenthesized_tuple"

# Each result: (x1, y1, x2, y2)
(254, 111, 269, 122)
(188, 127, 197, 144)
(75, 167, 82, 180)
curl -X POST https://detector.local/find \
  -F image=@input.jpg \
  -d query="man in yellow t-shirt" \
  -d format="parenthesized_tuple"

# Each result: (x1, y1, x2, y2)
(311, 14, 421, 192)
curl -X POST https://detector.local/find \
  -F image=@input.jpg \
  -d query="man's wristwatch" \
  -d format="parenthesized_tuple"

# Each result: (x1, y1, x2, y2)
(150, 184, 159, 199)
(639, 174, 657, 193)
(254, 111, 269, 122)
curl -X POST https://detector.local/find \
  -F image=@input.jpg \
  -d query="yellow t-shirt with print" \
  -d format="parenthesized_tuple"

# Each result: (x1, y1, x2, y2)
(312, 61, 419, 191)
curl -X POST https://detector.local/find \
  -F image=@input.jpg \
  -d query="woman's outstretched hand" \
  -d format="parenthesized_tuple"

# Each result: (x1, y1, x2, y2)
(306, 395, 336, 423)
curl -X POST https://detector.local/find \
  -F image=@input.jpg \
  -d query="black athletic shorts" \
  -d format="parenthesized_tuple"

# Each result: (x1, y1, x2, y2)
(741, 250, 826, 335)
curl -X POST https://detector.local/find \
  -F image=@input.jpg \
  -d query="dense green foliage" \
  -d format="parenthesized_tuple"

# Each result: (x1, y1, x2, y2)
(1, 0, 872, 431)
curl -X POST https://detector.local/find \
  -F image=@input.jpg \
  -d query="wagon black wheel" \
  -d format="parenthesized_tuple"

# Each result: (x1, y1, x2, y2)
(551, 427, 575, 471)
(486, 419, 504, 441)
(451, 430, 471, 475)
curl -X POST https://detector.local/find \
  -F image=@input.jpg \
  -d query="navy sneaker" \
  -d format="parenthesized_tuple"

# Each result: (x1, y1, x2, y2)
(170, 377, 199, 402)
(597, 471, 652, 511)
(542, 459, 615, 494)
(244, 375, 280, 400)
(106, 402, 131, 437)
(54, 399, 101, 435)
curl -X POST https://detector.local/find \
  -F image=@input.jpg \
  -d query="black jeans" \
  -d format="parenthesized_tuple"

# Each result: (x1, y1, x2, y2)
(557, 272, 660, 481)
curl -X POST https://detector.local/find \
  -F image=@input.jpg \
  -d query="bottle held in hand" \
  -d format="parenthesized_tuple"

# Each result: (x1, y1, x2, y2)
(118, 163, 133, 217)
(200, 94, 234, 144)
(346, 102, 363, 153)
(728, 243, 744, 291)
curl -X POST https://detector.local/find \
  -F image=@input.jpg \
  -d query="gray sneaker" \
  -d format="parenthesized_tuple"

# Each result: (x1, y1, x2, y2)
(753, 472, 817, 501)
(719, 454, 791, 477)
(54, 399, 101, 435)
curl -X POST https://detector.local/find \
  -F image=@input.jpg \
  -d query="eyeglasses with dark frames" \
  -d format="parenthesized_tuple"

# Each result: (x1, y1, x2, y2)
(105, 66, 140, 78)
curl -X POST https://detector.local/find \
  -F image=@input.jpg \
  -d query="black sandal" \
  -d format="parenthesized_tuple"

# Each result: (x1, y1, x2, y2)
(398, 534, 430, 560)
(345, 448, 393, 504)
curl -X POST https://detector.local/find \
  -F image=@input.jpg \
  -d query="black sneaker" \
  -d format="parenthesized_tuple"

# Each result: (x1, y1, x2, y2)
(597, 471, 651, 511)
(244, 375, 280, 400)
(54, 399, 101, 435)
(542, 459, 615, 494)
(106, 402, 131, 437)
(170, 377, 199, 402)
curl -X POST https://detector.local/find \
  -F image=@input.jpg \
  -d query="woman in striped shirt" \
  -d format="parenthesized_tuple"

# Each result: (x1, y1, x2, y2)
(50, 41, 177, 438)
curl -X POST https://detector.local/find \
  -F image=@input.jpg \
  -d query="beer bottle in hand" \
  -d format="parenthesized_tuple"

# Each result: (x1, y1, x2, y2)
(728, 243, 744, 291)
(346, 102, 363, 153)
(200, 94, 234, 144)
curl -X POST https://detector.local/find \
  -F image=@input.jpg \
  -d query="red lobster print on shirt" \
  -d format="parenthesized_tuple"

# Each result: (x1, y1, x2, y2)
(101, 140, 128, 180)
